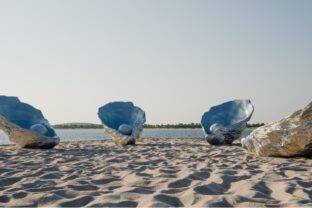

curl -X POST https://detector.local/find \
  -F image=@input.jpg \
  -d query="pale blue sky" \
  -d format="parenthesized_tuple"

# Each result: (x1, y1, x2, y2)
(0, 0, 311, 124)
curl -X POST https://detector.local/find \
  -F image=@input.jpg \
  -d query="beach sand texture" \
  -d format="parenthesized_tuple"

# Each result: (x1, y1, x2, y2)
(0, 138, 311, 207)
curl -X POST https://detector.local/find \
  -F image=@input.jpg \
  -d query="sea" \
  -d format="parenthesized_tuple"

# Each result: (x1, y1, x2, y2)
(0, 128, 253, 145)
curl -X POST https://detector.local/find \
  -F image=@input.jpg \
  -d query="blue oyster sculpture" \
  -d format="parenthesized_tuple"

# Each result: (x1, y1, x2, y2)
(201, 100, 254, 145)
(98, 102, 146, 145)
(0, 96, 59, 149)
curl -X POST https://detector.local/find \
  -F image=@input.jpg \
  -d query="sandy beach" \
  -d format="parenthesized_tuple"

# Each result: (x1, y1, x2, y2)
(0, 138, 311, 207)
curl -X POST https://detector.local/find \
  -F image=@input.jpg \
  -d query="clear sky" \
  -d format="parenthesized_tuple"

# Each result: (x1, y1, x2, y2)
(0, 0, 311, 124)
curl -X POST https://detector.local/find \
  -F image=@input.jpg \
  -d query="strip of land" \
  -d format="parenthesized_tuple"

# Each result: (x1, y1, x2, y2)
(53, 123, 265, 129)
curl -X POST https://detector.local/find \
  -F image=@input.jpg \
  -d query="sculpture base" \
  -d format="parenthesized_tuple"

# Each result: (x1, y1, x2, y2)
(102, 125, 138, 146)
(205, 131, 241, 145)
(0, 115, 60, 149)
(114, 138, 136, 146)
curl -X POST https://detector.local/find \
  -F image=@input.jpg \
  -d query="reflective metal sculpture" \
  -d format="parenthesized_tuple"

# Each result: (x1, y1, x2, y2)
(242, 101, 312, 157)
(0, 96, 59, 149)
(98, 101, 146, 145)
(201, 100, 254, 145)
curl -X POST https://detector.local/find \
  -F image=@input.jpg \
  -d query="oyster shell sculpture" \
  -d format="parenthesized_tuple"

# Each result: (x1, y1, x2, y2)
(0, 96, 59, 149)
(98, 102, 146, 145)
(201, 99, 254, 145)
(242, 101, 312, 157)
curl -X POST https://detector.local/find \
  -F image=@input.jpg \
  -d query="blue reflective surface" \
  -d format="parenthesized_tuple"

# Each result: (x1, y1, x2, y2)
(0, 96, 57, 138)
(98, 101, 146, 135)
(201, 100, 254, 135)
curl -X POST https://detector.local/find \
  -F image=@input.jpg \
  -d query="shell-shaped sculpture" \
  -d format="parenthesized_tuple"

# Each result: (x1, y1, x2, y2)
(98, 102, 146, 145)
(201, 99, 254, 145)
(0, 96, 59, 149)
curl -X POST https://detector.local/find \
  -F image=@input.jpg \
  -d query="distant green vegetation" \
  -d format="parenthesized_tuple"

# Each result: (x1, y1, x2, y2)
(53, 123, 102, 129)
(144, 123, 265, 129)
(53, 122, 265, 129)
(247, 123, 265, 128)
(53, 123, 202, 129)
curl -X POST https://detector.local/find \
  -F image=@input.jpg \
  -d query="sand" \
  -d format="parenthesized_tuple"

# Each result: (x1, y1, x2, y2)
(0, 138, 311, 207)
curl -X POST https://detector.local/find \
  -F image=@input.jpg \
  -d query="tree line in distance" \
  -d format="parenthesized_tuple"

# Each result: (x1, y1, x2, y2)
(53, 122, 265, 129)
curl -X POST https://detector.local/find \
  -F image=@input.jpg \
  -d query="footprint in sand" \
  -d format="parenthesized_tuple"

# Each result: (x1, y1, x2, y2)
(91, 177, 119, 185)
(58, 195, 94, 207)
(194, 182, 227, 195)
(38, 193, 63, 206)
(22, 180, 57, 191)
(154, 194, 184, 207)
(52, 190, 77, 199)
(161, 188, 189, 194)
(168, 178, 192, 189)
(251, 181, 272, 199)
(159, 168, 180, 174)
(67, 184, 98, 191)
(297, 180, 312, 188)
(12, 191, 28, 199)
(41, 172, 63, 180)
(62, 174, 79, 181)
(128, 187, 155, 194)
(92, 200, 138, 207)
(0, 195, 10, 203)
(205, 197, 233, 207)
(0, 177, 21, 186)
(188, 171, 210, 180)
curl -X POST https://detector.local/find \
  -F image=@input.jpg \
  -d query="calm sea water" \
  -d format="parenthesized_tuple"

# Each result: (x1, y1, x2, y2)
(0, 128, 253, 145)
(0, 129, 205, 145)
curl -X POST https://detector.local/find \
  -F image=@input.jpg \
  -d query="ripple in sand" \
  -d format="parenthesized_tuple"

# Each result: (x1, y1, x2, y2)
(154, 194, 184, 207)
(0, 177, 21, 186)
(128, 187, 155, 194)
(194, 182, 226, 195)
(58, 195, 94, 207)
(0, 195, 10, 203)
(91, 200, 138, 207)
(188, 171, 210, 180)
(168, 178, 192, 188)
(12, 192, 27, 199)
(67, 184, 98, 191)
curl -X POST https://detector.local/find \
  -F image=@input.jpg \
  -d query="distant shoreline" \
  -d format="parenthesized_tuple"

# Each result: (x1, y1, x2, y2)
(53, 123, 265, 129)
